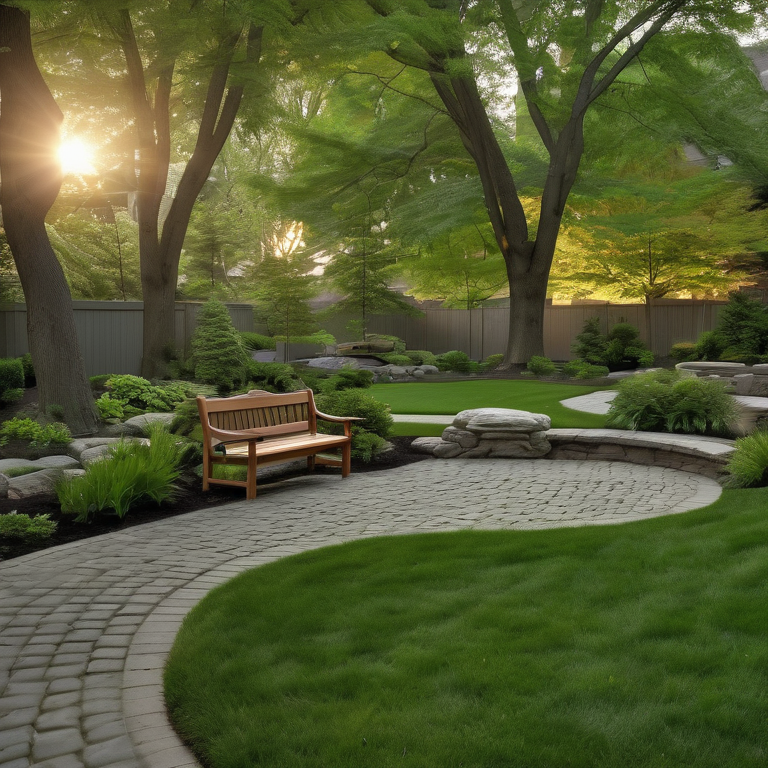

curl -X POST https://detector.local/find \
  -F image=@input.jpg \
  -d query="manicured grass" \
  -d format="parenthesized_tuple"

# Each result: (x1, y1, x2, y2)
(165, 488, 768, 768)
(390, 421, 447, 437)
(369, 379, 610, 429)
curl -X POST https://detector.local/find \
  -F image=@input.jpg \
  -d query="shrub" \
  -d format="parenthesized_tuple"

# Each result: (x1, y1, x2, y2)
(90, 374, 112, 391)
(526, 356, 557, 376)
(275, 331, 336, 348)
(96, 393, 125, 421)
(20, 353, 35, 387)
(0, 417, 71, 447)
(563, 360, 610, 379)
(57, 423, 189, 522)
(315, 389, 393, 462)
(316, 389, 393, 439)
(245, 362, 304, 393)
(380, 353, 413, 366)
(365, 334, 406, 354)
(321, 369, 373, 392)
(0, 512, 56, 541)
(240, 332, 276, 351)
(105, 375, 188, 415)
(0, 357, 24, 403)
(695, 330, 726, 361)
(402, 350, 438, 367)
(719, 348, 761, 366)
(191, 299, 249, 393)
(435, 350, 475, 373)
(481, 353, 504, 371)
(715, 291, 768, 356)
(724, 428, 768, 488)
(606, 370, 737, 436)
(669, 342, 698, 362)
(603, 323, 654, 369)
(572, 317, 606, 364)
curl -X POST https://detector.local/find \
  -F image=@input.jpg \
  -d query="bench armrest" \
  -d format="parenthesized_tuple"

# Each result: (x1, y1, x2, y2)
(315, 410, 363, 438)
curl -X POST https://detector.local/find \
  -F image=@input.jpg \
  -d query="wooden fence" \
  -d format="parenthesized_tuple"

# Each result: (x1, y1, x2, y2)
(0, 301, 254, 377)
(360, 300, 728, 361)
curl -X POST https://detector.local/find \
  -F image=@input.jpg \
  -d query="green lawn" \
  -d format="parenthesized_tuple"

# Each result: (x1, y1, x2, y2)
(370, 380, 611, 430)
(165, 488, 768, 768)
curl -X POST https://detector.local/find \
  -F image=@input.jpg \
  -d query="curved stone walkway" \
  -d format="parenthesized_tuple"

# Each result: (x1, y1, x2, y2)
(0, 459, 722, 768)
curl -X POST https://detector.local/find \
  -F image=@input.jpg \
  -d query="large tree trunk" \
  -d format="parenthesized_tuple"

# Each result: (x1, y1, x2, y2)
(112, 12, 262, 378)
(0, 5, 98, 435)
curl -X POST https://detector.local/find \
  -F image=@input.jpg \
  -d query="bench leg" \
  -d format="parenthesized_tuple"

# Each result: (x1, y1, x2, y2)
(341, 442, 351, 478)
(307, 455, 316, 471)
(246, 442, 257, 500)
(202, 451, 210, 492)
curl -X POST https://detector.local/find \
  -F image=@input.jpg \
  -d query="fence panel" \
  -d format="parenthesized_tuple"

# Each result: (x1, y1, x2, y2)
(0, 301, 253, 377)
(368, 300, 728, 361)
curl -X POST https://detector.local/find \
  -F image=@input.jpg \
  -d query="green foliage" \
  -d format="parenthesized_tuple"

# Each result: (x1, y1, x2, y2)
(20, 353, 35, 387)
(57, 424, 189, 522)
(316, 389, 393, 441)
(96, 394, 125, 421)
(563, 360, 610, 379)
(695, 330, 726, 361)
(571, 317, 607, 364)
(106, 375, 188, 414)
(606, 370, 737, 436)
(274, 331, 336, 348)
(0, 418, 71, 447)
(0, 512, 57, 541)
(90, 374, 112, 390)
(714, 292, 768, 357)
(435, 350, 475, 373)
(366, 335, 406, 354)
(526, 356, 557, 376)
(380, 353, 413, 366)
(669, 342, 698, 362)
(240, 333, 276, 351)
(191, 300, 249, 393)
(316, 387, 393, 460)
(402, 350, 438, 366)
(0, 358, 24, 403)
(244, 362, 305, 393)
(321, 369, 373, 393)
(169, 399, 202, 438)
(603, 323, 654, 368)
(724, 428, 768, 488)
(481, 353, 504, 371)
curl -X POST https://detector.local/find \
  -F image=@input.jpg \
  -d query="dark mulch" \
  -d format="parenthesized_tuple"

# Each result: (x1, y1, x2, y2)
(0, 437, 431, 563)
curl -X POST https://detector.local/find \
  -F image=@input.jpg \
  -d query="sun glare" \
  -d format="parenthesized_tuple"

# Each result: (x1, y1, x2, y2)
(58, 138, 96, 176)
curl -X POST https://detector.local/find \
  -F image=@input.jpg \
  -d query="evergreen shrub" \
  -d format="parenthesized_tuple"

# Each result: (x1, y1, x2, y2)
(315, 389, 393, 462)
(321, 369, 373, 392)
(245, 362, 304, 393)
(436, 350, 475, 373)
(240, 333, 276, 351)
(275, 331, 336, 348)
(606, 370, 737, 436)
(572, 317, 607, 364)
(191, 299, 249, 393)
(402, 350, 438, 366)
(20, 353, 35, 387)
(0, 418, 71, 447)
(603, 323, 654, 369)
(526, 356, 557, 376)
(669, 342, 698, 362)
(0, 357, 24, 403)
(481, 354, 504, 371)
(105, 375, 188, 414)
(724, 428, 768, 488)
(715, 292, 768, 356)
(0, 512, 56, 541)
(380, 354, 413, 366)
(695, 330, 726, 361)
(563, 360, 610, 379)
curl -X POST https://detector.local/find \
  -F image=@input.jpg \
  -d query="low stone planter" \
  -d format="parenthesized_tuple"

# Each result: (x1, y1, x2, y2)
(413, 408, 552, 459)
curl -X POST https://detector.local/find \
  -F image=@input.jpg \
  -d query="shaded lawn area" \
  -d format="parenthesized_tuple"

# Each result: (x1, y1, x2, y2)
(165, 488, 767, 768)
(370, 380, 611, 430)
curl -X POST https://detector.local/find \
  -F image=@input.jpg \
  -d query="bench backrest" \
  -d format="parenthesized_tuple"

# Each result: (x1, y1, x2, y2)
(197, 389, 318, 446)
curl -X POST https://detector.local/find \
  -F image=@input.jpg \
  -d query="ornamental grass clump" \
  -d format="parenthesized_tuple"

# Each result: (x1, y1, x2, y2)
(606, 370, 738, 436)
(724, 428, 768, 488)
(57, 424, 191, 522)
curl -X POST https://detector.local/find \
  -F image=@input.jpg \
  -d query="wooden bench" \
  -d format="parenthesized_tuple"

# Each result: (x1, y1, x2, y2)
(196, 389, 360, 499)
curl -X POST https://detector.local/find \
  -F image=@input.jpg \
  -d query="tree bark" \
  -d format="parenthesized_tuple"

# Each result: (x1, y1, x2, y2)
(0, 5, 98, 435)
(113, 13, 262, 378)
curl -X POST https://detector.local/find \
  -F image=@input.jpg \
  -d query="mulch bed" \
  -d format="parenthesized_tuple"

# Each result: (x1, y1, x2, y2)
(0, 436, 431, 563)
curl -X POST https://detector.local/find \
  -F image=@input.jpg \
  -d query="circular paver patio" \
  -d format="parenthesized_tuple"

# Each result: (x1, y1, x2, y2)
(0, 459, 722, 768)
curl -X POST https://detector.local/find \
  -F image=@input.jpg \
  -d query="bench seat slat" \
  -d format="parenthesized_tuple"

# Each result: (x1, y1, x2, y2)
(221, 432, 349, 458)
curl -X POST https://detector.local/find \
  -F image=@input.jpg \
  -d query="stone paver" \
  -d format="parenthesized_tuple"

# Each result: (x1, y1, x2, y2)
(0, 459, 722, 768)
